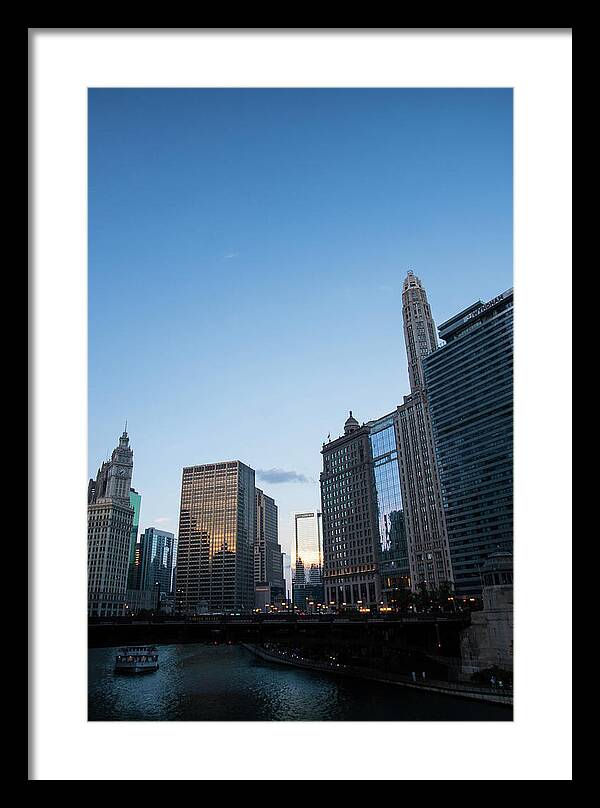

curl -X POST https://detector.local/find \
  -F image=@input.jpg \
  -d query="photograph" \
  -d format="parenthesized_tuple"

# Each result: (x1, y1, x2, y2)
(30, 28, 572, 781)
(87, 87, 514, 722)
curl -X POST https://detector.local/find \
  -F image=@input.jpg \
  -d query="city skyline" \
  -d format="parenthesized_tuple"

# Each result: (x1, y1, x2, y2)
(89, 88, 512, 565)
(88, 274, 512, 616)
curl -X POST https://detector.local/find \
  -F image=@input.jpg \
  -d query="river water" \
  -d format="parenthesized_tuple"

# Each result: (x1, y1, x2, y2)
(88, 644, 512, 721)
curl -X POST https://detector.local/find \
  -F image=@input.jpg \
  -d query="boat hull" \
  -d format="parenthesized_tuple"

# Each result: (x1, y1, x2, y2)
(115, 664, 159, 674)
(114, 646, 159, 674)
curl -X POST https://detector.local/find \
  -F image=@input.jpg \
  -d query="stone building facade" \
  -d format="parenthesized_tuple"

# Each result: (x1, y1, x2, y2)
(460, 552, 514, 675)
(87, 428, 135, 618)
(321, 412, 381, 609)
(398, 271, 454, 591)
(395, 392, 453, 590)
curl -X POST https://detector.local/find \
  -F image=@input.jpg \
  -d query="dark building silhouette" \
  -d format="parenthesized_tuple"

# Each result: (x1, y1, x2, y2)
(254, 488, 285, 607)
(424, 289, 513, 595)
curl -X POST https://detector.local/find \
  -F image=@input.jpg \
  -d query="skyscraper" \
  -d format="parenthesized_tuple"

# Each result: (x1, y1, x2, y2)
(397, 271, 454, 591)
(293, 511, 322, 580)
(127, 487, 142, 589)
(292, 510, 324, 610)
(254, 488, 285, 606)
(307, 564, 322, 585)
(176, 461, 256, 614)
(395, 391, 453, 590)
(138, 527, 177, 596)
(87, 428, 135, 617)
(321, 413, 381, 609)
(424, 289, 513, 595)
(368, 412, 411, 602)
(294, 557, 305, 585)
(402, 269, 439, 392)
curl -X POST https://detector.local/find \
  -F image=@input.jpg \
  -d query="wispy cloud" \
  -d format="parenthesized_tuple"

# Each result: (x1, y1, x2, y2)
(223, 252, 239, 260)
(153, 516, 172, 526)
(257, 468, 314, 485)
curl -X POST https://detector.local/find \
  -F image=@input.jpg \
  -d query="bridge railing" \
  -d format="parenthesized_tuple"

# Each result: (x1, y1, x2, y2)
(88, 611, 471, 628)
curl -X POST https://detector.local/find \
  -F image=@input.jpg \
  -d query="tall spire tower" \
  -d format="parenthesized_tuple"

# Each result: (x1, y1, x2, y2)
(88, 427, 135, 618)
(396, 270, 454, 592)
(105, 427, 133, 502)
(402, 270, 438, 392)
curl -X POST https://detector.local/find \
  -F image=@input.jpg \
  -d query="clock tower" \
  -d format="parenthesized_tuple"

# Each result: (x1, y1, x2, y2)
(105, 426, 133, 503)
(88, 425, 136, 618)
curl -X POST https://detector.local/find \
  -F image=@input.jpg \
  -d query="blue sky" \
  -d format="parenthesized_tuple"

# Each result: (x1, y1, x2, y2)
(89, 88, 513, 568)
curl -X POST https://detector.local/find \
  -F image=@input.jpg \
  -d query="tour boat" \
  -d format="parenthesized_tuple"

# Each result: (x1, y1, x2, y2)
(114, 646, 159, 674)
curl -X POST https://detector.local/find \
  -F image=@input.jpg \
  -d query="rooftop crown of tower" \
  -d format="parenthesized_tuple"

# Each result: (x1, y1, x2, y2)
(344, 411, 360, 435)
(102, 425, 134, 504)
(118, 421, 130, 448)
(402, 269, 424, 292)
(402, 269, 438, 393)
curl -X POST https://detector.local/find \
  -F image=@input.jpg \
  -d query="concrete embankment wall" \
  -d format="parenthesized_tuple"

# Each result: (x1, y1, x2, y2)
(242, 644, 513, 707)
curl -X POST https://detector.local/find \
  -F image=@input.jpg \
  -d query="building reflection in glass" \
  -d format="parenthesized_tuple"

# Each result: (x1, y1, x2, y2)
(138, 527, 176, 596)
(292, 511, 324, 610)
(369, 414, 411, 602)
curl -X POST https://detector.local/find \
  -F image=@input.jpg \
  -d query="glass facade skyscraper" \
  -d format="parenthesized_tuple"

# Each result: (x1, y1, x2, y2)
(424, 289, 513, 595)
(369, 413, 410, 601)
(127, 487, 142, 589)
(293, 511, 322, 578)
(138, 527, 176, 596)
(292, 510, 324, 610)
(176, 461, 256, 614)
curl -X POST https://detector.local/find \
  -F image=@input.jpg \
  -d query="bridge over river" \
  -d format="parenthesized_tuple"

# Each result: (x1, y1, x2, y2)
(89, 614, 472, 682)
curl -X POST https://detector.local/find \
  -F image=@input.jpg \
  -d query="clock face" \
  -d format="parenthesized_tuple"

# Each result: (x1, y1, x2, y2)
(117, 467, 127, 476)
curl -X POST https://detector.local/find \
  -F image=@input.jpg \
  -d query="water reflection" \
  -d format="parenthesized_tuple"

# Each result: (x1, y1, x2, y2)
(88, 644, 512, 722)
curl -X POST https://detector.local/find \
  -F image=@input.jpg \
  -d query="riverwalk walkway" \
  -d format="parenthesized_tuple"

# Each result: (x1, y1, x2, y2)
(242, 643, 513, 707)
